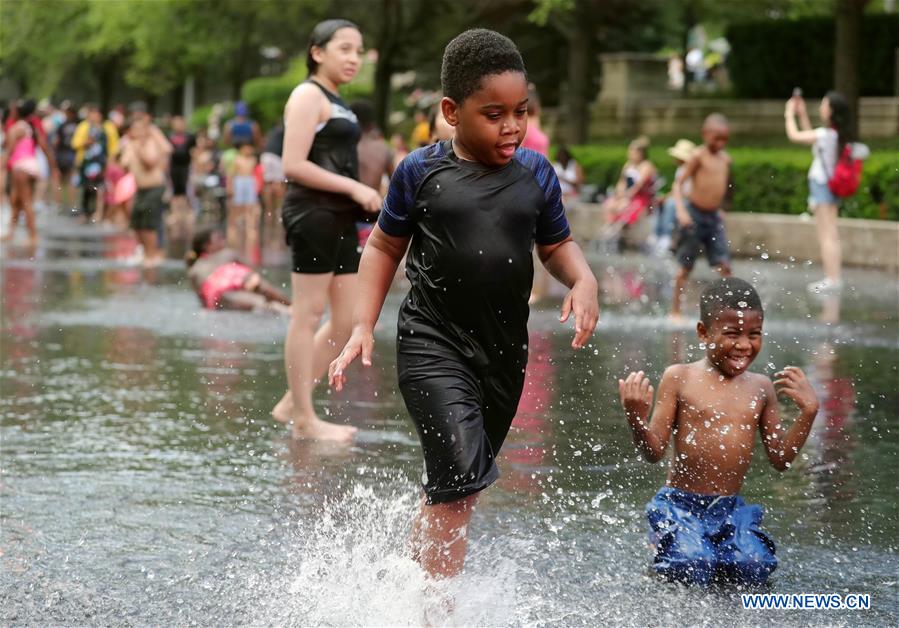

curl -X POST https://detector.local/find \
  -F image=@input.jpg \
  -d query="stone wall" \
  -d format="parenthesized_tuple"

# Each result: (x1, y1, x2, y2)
(568, 204, 899, 274)
(586, 97, 899, 139)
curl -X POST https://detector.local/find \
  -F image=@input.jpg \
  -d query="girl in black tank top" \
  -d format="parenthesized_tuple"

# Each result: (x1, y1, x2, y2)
(272, 19, 381, 442)
(282, 79, 361, 218)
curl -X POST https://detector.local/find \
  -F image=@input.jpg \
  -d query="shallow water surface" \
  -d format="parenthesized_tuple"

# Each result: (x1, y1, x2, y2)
(2, 220, 897, 626)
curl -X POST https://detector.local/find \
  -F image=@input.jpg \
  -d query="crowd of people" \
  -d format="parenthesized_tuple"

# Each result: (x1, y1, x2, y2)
(0, 17, 866, 599)
(0, 97, 285, 268)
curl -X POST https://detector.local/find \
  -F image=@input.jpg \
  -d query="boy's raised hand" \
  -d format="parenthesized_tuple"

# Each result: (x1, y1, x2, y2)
(559, 278, 599, 349)
(774, 366, 819, 416)
(619, 371, 654, 425)
(328, 325, 375, 392)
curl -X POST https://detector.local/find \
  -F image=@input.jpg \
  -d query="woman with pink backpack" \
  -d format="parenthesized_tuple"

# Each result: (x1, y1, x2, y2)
(785, 90, 867, 294)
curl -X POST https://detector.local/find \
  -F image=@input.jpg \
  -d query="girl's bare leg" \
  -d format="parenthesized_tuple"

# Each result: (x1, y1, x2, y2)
(280, 272, 357, 441)
(815, 203, 841, 282)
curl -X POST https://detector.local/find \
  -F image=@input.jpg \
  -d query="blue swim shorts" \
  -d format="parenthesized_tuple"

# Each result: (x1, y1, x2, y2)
(674, 201, 730, 271)
(646, 487, 777, 586)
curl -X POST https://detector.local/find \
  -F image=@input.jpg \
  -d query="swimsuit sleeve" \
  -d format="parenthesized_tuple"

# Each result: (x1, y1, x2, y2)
(378, 146, 434, 238)
(518, 148, 571, 245)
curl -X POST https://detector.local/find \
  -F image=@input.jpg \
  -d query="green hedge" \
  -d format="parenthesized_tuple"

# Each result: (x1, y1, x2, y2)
(726, 14, 899, 98)
(571, 144, 899, 220)
(241, 57, 375, 132)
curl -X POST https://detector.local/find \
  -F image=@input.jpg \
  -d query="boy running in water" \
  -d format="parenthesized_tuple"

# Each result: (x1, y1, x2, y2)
(671, 113, 733, 319)
(620, 277, 819, 586)
(329, 29, 599, 580)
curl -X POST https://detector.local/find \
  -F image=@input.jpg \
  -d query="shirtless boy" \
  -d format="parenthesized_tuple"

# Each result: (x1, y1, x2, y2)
(121, 116, 172, 267)
(671, 113, 733, 318)
(620, 277, 819, 586)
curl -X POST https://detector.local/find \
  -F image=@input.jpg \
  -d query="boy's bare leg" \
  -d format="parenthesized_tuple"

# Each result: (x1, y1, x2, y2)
(411, 493, 478, 579)
(226, 203, 241, 250)
(246, 203, 261, 266)
(670, 266, 691, 319)
(281, 272, 357, 440)
(138, 229, 163, 267)
(244, 272, 291, 306)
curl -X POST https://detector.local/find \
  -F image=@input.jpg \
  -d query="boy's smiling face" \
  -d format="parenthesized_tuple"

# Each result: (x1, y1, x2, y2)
(441, 71, 528, 167)
(698, 308, 763, 378)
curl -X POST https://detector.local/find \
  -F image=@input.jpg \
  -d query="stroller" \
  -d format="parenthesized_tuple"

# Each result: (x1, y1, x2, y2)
(593, 175, 665, 253)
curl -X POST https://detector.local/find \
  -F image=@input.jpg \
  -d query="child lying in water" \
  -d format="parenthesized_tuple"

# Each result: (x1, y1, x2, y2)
(619, 277, 819, 586)
(186, 228, 290, 313)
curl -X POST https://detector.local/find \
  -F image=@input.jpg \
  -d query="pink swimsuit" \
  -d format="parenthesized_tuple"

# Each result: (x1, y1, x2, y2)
(199, 262, 253, 309)
(8, 123, 40, 177)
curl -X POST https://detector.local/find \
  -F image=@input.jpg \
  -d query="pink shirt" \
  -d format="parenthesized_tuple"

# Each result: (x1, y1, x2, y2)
(521, 125, 549, 156)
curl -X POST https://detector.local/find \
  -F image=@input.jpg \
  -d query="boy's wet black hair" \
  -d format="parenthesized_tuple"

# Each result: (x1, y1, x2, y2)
(700, 277, 763, 327)
(441, 29, 526, 104)
(307, 19, 360, 75)
(186, 227, 217, 267)
(351, 100, 375, 132)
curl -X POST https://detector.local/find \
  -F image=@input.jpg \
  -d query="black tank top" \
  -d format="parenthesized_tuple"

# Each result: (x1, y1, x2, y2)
(283, 79, 361, 217)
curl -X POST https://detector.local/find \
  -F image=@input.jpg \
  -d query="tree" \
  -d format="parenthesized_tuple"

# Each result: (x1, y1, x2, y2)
(530, 0, 669, 143)
(834, 0, 870, 137)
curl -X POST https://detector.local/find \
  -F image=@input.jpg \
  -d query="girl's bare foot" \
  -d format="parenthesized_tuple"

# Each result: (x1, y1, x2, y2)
(271, 392, 293, 423)
(291, 415, 357, 442)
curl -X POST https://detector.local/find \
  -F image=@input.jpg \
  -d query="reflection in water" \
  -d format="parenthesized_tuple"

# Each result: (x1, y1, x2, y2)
(2, 230, 898, 625)
(502, 331, 556, 493)
(804, 293, 858, 510)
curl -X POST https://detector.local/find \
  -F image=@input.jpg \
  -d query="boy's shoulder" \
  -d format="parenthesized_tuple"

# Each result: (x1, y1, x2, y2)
(395, 142, 447, 178)
(513, 146, 553, 174)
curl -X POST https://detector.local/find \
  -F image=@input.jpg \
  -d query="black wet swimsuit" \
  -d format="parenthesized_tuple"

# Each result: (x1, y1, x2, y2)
(281, 80, 362, 274)
(379, 140, 570, 504)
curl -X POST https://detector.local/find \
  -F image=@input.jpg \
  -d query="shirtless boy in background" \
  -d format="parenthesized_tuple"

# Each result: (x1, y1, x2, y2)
(671, 113, 733, 319)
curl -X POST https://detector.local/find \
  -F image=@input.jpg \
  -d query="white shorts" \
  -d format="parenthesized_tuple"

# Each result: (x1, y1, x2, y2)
(260, 152, 284, 183)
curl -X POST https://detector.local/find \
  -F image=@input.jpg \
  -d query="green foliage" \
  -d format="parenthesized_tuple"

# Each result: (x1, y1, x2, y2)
(240, 57, 375, 131)
(726, 14, 899, 98)
(571, 144, 899, 220)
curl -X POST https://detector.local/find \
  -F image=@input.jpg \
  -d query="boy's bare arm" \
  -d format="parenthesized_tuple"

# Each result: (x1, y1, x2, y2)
(329, 226, 411, 390)
(673, 154, 701, 226)
(619, 367, 679, 462)
(759, 368, 819, 471)
(537, 238, 599, 349)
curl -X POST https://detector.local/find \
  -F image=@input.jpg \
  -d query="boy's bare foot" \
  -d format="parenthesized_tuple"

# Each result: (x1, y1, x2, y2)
(291, 415, 357, 442)
(668, 312, 684, 324)
(271, 393, 293, 423)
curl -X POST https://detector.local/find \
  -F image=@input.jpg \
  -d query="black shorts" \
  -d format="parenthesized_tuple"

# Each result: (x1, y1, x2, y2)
(130, 185, 166, 231)
(397, 334, 526, 505)
(282, 207, 360, 275)
(170, 166, 190, 196)
(675, 201, 731, 270)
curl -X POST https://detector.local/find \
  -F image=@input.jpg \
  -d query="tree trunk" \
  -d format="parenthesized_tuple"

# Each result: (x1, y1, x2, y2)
(373, 0, 401, 134)
(172, 82, 185, 116)
(834, 0, 869, 138)
(566, 21, 591, 143)
(96, 58, 116, 115)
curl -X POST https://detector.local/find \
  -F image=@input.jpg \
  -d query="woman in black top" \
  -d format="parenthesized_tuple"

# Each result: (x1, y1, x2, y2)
(271, 19, 381, 441)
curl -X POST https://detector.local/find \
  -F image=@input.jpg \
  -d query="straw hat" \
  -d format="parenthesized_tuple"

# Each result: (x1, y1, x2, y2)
(667, 139, 696, 162)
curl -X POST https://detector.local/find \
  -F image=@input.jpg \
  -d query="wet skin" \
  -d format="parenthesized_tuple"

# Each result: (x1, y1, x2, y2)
(620, 308, 820, 496)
